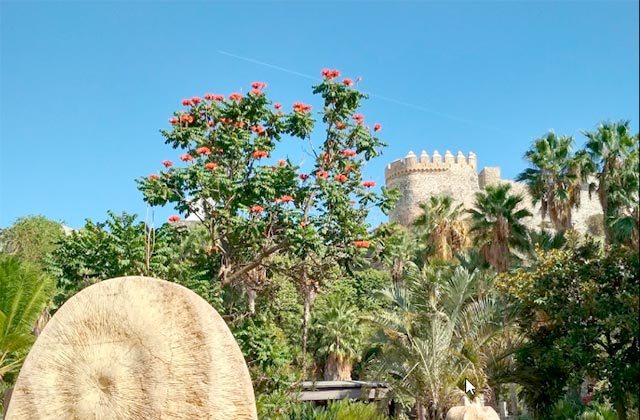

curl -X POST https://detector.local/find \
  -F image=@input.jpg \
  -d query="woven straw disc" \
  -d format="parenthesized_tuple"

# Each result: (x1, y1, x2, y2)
(7, 276, 257, 419)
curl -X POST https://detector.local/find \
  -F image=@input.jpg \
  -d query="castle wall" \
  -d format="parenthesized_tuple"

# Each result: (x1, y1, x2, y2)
(385, 150, 604, 235)
(385, 151, 480, 225)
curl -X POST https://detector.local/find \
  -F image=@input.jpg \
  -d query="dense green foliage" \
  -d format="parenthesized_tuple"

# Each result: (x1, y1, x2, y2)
(0, 216, 64, 269)
(367, 265, 509, 419)
(469, 184, 532, 272)
(48, 211, 216, 308)
(0, 256, 56, 380)
(517, 132, 589, 232)
(0, 70, 637, 420)
(498, 242, 639, 419)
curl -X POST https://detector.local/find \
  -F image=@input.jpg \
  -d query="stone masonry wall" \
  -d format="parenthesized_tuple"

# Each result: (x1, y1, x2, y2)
(385, 150, 603, 234)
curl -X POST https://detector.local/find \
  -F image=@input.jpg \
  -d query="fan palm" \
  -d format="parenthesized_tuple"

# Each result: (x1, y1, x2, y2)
(468, 184, 532, 272)
(607, 145, 639, 248)
(413, 195, 467, 264)
(373, 223, 414, 285)
(311, 300, 363, 380)
(517, 132, 587, 232)
(368, 266, 506, 420)
(0, 255, 55, 379)
(583, 120, 638, 243)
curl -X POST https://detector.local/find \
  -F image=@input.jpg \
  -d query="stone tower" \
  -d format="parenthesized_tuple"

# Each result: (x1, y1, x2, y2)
(384, 150, 480, 225)
(384, 150, 603, 234)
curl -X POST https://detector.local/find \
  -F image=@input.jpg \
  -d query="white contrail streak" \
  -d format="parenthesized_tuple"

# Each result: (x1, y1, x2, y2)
(217, 50, 505, 134)
(218, 50, 318, 81)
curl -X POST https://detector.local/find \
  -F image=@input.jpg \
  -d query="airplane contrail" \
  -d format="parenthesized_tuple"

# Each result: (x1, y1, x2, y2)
(217, 50, 506, 134)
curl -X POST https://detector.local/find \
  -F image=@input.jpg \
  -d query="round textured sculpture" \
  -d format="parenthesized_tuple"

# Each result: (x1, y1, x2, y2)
(445, 405, 500, 420)
(6, 276, 257, 419)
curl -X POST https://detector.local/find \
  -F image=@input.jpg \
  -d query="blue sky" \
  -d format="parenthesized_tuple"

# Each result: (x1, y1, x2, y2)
(1, 0, 638, 228)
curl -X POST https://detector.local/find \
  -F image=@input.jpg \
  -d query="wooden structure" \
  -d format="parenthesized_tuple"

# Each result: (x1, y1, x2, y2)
(299, 380, 389, 402)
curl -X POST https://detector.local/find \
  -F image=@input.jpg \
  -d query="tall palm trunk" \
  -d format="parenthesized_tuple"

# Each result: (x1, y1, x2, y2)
(323, 353, 352, 381)
(486, 216, 510, 272)
(598, 165, 613, 244)
(391, 257, 405, 286)
(301, 285, 316, 363)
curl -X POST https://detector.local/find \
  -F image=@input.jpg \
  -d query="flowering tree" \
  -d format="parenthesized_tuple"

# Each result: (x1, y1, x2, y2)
(137, 70, 398, 324)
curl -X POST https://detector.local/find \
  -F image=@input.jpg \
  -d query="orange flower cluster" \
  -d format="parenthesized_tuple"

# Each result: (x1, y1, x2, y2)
(275, 195, 294, 204)
(342, 78, 353, 86)
(321, 68, 341, 79)
(299, 173, 309, 181)
(168, 215, 181, 222)
(252, 150, 269, 159)
(335, 121, 346, 130)
(374, 123, 382, 132)
(274, 103, 282, 110)
(180, 154, 194, 162)
(340, 149, 356, 158)
(353, 240, 370, 249)
(293, 102, 312, 113)
(250, 81, 267, 96)
(352, 114, 364, 125)
(204, 93, 224, 101)
(363, 180, 376, 188)
(334, 174, 348, 183)
(228, 93, 243, 102)
(180, 114, 194, 124)
(277, 159, 287, 167)
(205, 162, 218, 170)
(196, 147, 211, 156)
(169, 117, 179, 124)
(250, 125, 266, 136)
(250, 205, 264, 214)
(316, 170, 329, 179)
(148, 174, 159, 180)
(162, 160, 173, 168)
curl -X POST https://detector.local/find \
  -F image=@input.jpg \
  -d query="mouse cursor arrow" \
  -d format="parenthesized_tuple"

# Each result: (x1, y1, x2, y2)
(464, 379, 476, 395)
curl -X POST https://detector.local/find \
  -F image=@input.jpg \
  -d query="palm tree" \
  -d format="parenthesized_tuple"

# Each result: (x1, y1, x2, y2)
(311, 300, 363, 381)
(413, 195, 467, 264)
(373, 222, 414, 285)
(607, 143, 639, 248)
(368, 266, 507, 420)
(583, 120, 638, 243)
(517, 132, 586, 232)
(468, 184, 532, 272)
(0, 255, 55, 380)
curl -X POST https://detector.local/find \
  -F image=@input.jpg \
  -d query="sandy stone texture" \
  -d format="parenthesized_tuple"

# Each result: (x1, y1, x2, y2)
(7, 276, 257, 420)
(385, 150, 603, 233)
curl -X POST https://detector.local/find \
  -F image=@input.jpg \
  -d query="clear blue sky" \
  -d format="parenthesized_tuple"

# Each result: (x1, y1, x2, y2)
(1, 0, 638, 228)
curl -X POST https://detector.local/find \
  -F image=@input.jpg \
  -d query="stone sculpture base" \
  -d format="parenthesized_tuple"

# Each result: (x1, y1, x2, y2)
(445, 405, 501, 420)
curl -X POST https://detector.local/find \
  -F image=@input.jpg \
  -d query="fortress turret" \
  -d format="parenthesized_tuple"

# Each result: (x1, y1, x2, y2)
(385, 149, 603, 234)
(384, 150, 482, 225)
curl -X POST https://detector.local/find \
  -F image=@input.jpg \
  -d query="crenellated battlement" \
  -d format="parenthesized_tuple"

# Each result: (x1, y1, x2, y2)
(384, 150, 477, 181)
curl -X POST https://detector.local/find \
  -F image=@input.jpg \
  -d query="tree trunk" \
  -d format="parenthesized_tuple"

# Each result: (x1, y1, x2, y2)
(599, 167, 613, 244)
(2, 387, 13, 418)
(391, 257, 405, 286)
(301, 288, 316, 363)
(613, 390, 627, 420)
(416, 402, 427, 420)
(246, 287, 256, 315)
(509, 383, 518, 417)
(483, 385, 498, 411)
(323, 353, 352, 381)
(33, 309, 51, 336)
